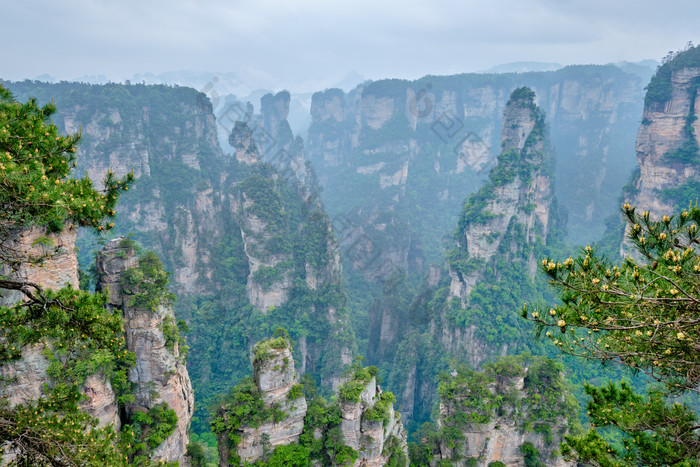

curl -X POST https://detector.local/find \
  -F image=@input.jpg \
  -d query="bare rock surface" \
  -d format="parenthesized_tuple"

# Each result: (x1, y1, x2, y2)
(626, 67, 700, 214)
(0, 225, 119, 429)
(339, 377, 409, 466)
(97, 238, 194, 464)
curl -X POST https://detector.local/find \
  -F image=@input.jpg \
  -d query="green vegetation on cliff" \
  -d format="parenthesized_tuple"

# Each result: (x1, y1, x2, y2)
(212, 334, 377, 467)
(184, 161, 355, 435)
(0, 84, 135, 464)
(645, 44, 700, 107)
(410, 355, 579, 466)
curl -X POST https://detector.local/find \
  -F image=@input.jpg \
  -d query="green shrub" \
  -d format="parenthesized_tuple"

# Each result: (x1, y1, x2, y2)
(121, 251, 175, 311)
(121, 402, 178, 462)
(263, 444, 310, 466)
(253, 336, 289, 363)
(520, 442, 545, 467)
(211, 376, 287, 447)
(339, 380, 365, 403)
(288, 384, 304, 400)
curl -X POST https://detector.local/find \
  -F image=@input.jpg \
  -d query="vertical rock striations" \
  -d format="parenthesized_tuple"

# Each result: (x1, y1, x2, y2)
(216, 336, 307, 465)
(625, 45, 700, 218)
(449, 87, 555, 306)
(97, 238, 194, 464)
(0, 225, 120, 429)
(337, 369, 409, 466)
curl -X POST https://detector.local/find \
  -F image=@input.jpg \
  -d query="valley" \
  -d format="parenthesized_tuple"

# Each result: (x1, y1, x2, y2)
(1, 44, 699, 466)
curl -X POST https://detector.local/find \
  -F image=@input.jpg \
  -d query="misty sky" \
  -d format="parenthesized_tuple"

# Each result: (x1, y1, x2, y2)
(2, 0, 698, 93)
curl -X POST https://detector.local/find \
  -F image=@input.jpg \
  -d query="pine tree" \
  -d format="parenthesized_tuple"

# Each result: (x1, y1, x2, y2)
(526, 204, 700, 465)
(0, 84, 134, 464)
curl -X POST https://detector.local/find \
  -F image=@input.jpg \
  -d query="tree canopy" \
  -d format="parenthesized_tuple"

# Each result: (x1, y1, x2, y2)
(526, 203, 700, 465)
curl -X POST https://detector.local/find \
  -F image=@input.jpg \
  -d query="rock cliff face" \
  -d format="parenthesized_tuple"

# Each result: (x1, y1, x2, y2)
(3, 81, 356, 433)
(430, 358, 577, 467)
(0, 225, 119, 429)
(625, 47, 700, 220)
(448, 87, 555, 307)
(4, 82, 225, 295)
(0, 225, 79, 300)
(97, 238, 194, 464)
(217, 338, 307, 465)
(307, 66, 643, 289)
(0, 229, 194, 463)
(338, 375, 408, 466)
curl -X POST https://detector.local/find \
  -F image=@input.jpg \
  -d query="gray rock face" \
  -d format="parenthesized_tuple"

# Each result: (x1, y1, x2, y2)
(339, 377, 409, 466)
(437, 419, 573, 467)
(0, 225, 120, 430)
(81, 374, 121, 428)
(629, 67, 700, 213)
(56, 88, 226, 295)
(230, 121, 260, 165)
(434, 364, 575, 467)
(97, 238, 194, 465)
(218, 340, 307, 466)
(235, 397, 307, 462)
(0, 225, 79, 305)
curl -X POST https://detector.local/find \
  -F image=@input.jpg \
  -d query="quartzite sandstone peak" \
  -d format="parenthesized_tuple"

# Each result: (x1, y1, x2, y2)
(625, 46, 700, 217)
(449, 87, 555, 308)
(97, 238, 194, 464)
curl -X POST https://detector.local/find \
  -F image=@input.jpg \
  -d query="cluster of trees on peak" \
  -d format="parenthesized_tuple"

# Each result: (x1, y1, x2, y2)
(645, 42, 700, 107)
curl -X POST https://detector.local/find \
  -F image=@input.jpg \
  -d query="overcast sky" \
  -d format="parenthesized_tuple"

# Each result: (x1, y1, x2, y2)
(2, 0, 698, 94)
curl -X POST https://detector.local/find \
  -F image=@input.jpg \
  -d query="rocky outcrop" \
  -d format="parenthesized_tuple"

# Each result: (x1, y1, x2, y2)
(625, 47, 700, 219)
(217, 336, 307, 466)
(236, 183, 294, 312)
(431, 358, 577, 467)
(0, 225, 120, 429)
(230, 120, 260, 164)
(308, 88, 354, 168)
(449, 87, 555, 305)
(0, 225, 80, 296)
(338, 375, 408, 466)
(260, 91, 294, 154)
(216, 337, 407, 466)
(97, 238, 194, 464)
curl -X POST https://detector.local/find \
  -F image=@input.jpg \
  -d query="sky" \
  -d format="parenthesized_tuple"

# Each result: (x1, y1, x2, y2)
(1, 0, 699, 94)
